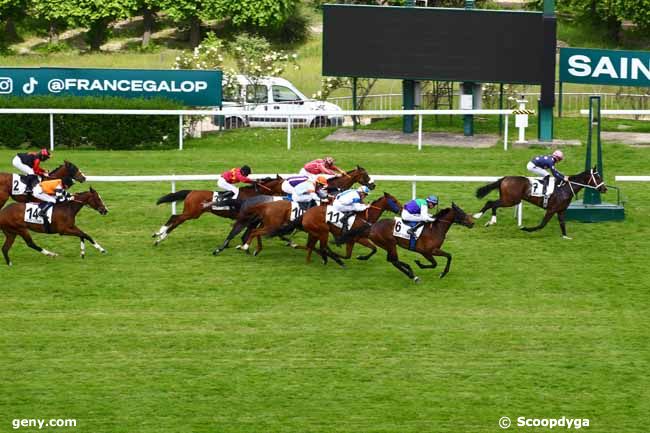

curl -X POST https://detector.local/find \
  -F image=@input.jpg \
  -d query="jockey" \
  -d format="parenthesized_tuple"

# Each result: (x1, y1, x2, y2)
(281, 175, 310, 196)
(332, 185, 370, 233)
(402, 195, 439, 235)
(292, 176, 328, 209)
(33, 177, 74, 224)
(299, 156, 346, 179)
(12, 148, 51, 193)
(527, 150, 568, 193)
(217, 165, 253, 199)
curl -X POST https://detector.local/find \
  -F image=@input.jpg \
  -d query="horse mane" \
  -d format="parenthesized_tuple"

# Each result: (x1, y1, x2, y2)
(432, 207, 452, 219)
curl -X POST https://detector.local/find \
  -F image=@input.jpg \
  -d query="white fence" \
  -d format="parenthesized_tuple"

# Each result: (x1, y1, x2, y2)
(0, 107, 518, 152)
(615, 176, 650, 181)
(85, 173, 523, 224)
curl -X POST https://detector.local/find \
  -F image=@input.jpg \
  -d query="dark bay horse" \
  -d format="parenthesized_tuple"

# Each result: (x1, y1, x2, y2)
(0, 160, 87, 210)
(0, 188, 108, 266)
(300, 192, 402, 266)
(211, 166, 376, 255)
(474, 167, 606, 238)
(152, 176, 285, 245)
(359, 203, 474, 282)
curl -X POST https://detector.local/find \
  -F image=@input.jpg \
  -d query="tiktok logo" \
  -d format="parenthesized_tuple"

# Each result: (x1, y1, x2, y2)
(22, 77, 38, 94)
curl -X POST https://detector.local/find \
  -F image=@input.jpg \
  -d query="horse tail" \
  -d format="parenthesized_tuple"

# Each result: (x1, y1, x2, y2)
(335, 223, 371, 245)
(269, 219, 302, 238)
(156, 190, 191, 205)
(475, 178, 503, 199)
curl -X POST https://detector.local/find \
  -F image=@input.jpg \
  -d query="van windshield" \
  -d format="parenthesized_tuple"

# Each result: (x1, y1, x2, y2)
(246, 85, 268, 104)
(272, 85, 301, 103)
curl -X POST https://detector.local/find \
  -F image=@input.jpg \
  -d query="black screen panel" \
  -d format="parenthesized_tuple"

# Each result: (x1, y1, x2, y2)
(323, 5, 545, 84)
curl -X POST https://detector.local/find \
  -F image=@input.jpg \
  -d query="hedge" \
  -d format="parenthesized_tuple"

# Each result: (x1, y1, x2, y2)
(0, 96, 185, 150)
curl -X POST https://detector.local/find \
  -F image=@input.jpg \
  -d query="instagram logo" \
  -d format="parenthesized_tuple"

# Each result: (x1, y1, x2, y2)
(0, 77, 13, 94)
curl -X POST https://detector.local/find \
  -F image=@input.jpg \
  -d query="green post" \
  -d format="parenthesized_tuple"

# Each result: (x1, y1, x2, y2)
(584, 96, 602, 205)
(538, 0, 555, 141)
(558, 81, 563, 117)
(352, 77, 358, 131)
(403, 80, 415, 133)
(498, 83, 504, 134)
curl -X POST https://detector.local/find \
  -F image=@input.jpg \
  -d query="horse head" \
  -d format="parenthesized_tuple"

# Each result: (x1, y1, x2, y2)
(589, 166, 607, 193)
(256, 175, 284, 194)
(451, 202, 475, 228)
(77, 187, 108, 215)
(59, 160, 86, 183)
(349, 165, 375, 190)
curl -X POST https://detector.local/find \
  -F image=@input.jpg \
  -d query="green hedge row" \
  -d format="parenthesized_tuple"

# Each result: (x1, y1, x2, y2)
(0, 96, 185, 150)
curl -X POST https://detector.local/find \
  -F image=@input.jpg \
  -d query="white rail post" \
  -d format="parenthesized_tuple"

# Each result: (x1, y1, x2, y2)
(418, 114, 423, 151)
(517, 202, 523, 226)
(411, 178, 416, 200)
(179, 115, 183, 150)
(503, 114, 509, 151)
(287, 115, 292, 150)
(49, 113, 54, 151)
(171, 177, 177, 215)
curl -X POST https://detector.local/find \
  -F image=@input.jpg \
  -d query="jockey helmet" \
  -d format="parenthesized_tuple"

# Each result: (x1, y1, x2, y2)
(40, 148, 51, 159)
(61, 177, 74, 188)
(324, 156, 335, 165)
(552, 150, 564, 161)
(357, 185, 370, 194)
(315, 175, 328, 186)
(425, 195, 439, 205)
(240, 165, 251, 176)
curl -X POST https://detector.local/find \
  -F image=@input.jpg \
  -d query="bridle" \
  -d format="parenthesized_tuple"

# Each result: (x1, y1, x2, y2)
(567, 169, 604, 197)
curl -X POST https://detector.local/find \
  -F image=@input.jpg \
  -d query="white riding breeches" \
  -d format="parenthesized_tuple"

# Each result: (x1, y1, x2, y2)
(32, 187, 56, 203)
(527, 161, 548, 178)
(281, 181, 295, 195)
(12, 156, 34, 175)
(217, 177, 239, 198)
(333, 202, 366, 213)
(401, 209, 431, 222)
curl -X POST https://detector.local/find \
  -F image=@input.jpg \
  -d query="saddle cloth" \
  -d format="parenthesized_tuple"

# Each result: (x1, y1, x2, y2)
(529, 177, 555, 197)
(325, 205, 356, 229)
(392, 218, 425, 240)
(11, 174, 28, 195)
(24, 203, 53, 224)
(211, 191, 232, 210)
(290, 201, 307, 221)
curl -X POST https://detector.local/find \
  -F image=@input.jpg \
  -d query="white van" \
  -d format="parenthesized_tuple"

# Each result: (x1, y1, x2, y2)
(216, 75, 344, 129)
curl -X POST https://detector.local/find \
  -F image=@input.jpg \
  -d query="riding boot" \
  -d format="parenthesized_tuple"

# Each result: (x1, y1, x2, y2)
(37, 203, 53, 233)
(541, 175, 549, 195)
(340, 211, 353, 233)
(407, 221, 423, 236)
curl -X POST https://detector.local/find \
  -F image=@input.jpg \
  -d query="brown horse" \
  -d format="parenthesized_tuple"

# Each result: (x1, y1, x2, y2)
(300, 192, 402, 266)
(211, 166, 376, 255)
(350, 203, 475, 282)
(152, 176, 285, 245)
(474, 167, 607, 238)
(0, 160, 87, 210)
(0, 188, 108, 266)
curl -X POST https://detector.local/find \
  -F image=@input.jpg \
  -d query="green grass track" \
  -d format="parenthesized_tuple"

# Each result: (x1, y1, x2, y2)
(1, 128, 649, 433)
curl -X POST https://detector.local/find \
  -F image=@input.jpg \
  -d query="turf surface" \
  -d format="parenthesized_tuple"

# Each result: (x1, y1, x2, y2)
(1, 129, 649, 433)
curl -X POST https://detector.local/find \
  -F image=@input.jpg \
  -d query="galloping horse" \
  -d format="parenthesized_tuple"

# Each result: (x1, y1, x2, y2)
(152, 176, 285, 245)
(0, 160, 87, 210)
(0, 188, 108, 266)
(348, 203, 474, 282)
(474, 167, 606, 238)
(300, 192, 402, 266)
(211, 166, 376, 255)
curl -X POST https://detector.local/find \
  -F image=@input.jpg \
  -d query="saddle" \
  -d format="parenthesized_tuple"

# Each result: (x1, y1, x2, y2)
(211, 190, 237, 210)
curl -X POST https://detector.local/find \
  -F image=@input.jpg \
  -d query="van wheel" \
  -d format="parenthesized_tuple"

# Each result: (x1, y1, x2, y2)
(310, 117, 330, 128)
(225, 117, 245, 130)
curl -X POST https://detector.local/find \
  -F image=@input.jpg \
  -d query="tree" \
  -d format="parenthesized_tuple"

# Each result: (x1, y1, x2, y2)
(0, 0, 27, 42)
(66, 0, 133, 50)
(124, 0, 160, 47)
(210, 0, 298, 28)
(160, 0, 212, 48)
(29, 0, 74, 43)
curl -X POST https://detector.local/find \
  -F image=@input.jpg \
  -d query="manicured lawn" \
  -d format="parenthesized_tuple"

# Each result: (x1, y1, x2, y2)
(1, 127, 649, 432)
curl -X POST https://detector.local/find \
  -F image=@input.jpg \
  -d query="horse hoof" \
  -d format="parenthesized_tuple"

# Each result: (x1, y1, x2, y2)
(151, 233, 157, 238)
(472, 213, 482, 219)
(439, 272, 447, 279)
(212, 249, 221, 256)
(81, 255, 85, 259)
(356, 255, 368, 261)
(413, 276, 420, 283)
(562, 235, 573, 240)
(253, 251, 259, 257)
(8, 262, 12, 267)
(101, 250, 107, 254)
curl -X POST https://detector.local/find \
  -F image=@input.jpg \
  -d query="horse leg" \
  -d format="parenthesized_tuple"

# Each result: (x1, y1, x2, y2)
(431, 248, 452, 279)
(521, 210, 555, 233)
(557, 210, 571, 240)
(325, 244, 345, 267)
(2, 230, 16, 266)
(0, 192, 9, 211)
(385, 244, 419, 282)
(18, 229, 57, 258)
(478, 200, 502, 227)
(355, 238, 378, 261)
(474, 199, 499, 220)
(306, 234, 318, 263)
(214, 221, 247, 255)
(62, 226, 107, 255)
(415, 252, 438, 269)
(153, 214, 178, 238)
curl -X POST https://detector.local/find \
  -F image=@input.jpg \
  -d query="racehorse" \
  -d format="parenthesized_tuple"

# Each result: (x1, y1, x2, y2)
(210, 166, 376, 255)
(0, 160, 87, 210)
(152, 176, 285, 245)
(299, 192, 402, 266)
(474, 167, 607, 238)
(0, 188, 108, 266)
(344, 203, 474, 282)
